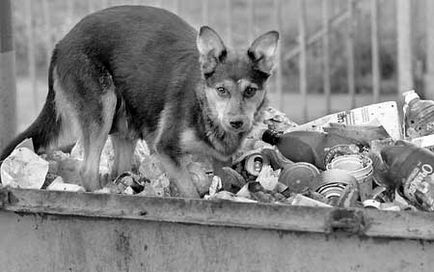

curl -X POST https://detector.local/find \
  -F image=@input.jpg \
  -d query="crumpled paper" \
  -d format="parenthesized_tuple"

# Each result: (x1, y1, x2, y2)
(41, 151, 82, 185)
(47, 176, 85, 192)
(260, 106, 298, 132)
(1, 147, 49, 189)
(256, 165, 280, 191)
(208, 176, 222, 197)
(149, 174, 171, 197)
(205, 190, 258, 203)
(289, 194, 333, 207)
(70, 138, 114, 180)
(138, 153, 165, 180)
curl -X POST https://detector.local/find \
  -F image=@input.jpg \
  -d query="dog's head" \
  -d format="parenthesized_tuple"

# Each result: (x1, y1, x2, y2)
(197, 26, 279, 135)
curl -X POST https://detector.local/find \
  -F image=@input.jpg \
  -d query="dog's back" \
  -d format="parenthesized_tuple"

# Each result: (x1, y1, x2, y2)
(57, 6, 201, 135)
(1, 6, 278, 197)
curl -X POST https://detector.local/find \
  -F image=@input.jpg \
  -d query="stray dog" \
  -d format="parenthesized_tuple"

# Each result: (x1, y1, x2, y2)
(0, 6, 279, 197)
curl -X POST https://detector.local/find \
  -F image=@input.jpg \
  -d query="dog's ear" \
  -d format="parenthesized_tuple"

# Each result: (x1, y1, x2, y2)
(197, 26, 227, 76)
(247, 31, 279, 75)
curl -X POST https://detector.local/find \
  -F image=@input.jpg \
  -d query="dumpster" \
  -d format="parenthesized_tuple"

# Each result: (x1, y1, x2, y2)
(1, 187, 434, 272)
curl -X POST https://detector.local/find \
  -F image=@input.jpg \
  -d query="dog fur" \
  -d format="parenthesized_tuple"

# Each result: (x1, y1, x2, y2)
(0, 6, 279, 197)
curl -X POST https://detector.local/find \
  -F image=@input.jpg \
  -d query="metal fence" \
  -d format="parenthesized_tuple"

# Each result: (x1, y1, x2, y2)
(6, 0, 430, 126)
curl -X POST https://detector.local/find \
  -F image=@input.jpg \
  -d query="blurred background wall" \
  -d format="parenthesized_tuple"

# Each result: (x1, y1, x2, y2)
(5, 0, 432, 130)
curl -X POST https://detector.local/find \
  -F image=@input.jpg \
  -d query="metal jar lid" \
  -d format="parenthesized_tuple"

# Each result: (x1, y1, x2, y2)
(278, 162, 320, 194)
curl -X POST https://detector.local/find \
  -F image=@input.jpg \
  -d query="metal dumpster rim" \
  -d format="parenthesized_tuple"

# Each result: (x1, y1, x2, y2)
(1, 187, 433, 241)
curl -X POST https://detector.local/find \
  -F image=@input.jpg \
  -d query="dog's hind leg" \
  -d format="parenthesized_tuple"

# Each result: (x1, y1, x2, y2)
(79, 85, 117, 191)
(111, 135, 137, 178)
(54, 61, 117, 190)
(110, 99, 138, 179)
(56, 65, 118, 191)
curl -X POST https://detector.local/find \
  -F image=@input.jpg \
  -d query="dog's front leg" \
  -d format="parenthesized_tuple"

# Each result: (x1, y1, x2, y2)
(156, 153, 199, 198)
(154, 141, 199, 198)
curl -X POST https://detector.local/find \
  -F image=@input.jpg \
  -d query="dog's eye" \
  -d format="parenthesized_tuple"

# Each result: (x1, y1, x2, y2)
(244, 87, 257, 98)
(216, 87, 229, 97)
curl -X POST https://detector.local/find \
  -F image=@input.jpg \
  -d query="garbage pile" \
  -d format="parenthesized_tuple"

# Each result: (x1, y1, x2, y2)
(204, 90, 434, 212)
(2, 90, 434, 213)
(0, 137, 175, 197)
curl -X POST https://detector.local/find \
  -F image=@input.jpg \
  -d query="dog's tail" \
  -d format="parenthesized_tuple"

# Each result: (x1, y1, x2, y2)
(0, 49, 62, 161)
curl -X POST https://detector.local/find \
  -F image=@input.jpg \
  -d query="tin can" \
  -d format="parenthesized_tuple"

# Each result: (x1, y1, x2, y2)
(313, 169, 359, 206)
(326, 154, 373, 201)
(244, 153, 270, 176)
(278, 162, 320, 194)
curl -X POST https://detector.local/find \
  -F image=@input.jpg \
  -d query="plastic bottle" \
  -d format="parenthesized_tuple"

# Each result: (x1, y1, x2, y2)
(261, 130, 363, 170)
(403, 90, 434, 138)
(381, 140, 434, 211)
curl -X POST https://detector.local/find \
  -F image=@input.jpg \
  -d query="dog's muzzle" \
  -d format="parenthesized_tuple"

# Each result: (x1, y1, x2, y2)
(226, 117, 250, 133)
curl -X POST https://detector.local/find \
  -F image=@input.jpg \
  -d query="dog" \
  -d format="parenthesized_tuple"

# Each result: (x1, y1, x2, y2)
(0, 5, 279, 197)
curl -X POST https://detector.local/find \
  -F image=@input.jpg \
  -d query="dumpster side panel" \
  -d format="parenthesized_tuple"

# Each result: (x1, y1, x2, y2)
(0, 211, 432, 272)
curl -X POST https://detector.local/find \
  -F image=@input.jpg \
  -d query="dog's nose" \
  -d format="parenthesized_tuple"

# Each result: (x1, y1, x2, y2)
(230, 120, 244, 129)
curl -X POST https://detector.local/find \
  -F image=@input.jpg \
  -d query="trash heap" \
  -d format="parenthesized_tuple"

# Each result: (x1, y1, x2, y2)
(3, 90, 434, 212)
(204, 90, 434, 212)
(0, 138, 176, 197)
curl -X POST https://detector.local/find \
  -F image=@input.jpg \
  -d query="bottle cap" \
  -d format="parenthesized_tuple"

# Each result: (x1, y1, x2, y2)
(403, 90, 420, 104)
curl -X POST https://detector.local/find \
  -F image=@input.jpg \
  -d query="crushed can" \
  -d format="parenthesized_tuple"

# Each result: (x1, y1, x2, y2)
(244, 152, 269, 176)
